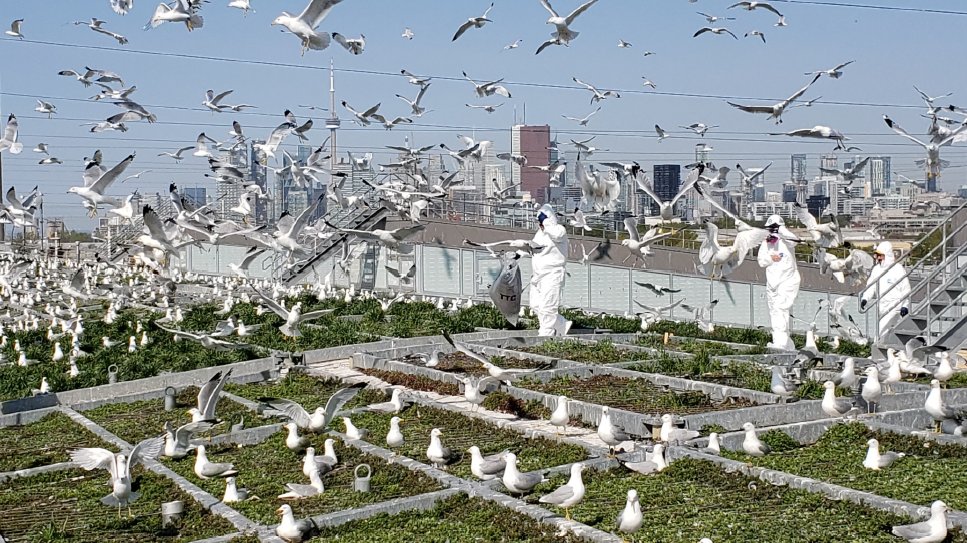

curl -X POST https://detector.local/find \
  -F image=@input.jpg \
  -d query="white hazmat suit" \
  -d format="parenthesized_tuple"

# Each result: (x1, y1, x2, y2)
(529, 204, 572, 337)
(757, 215, 800, 351)
(861, 241, 911, 338)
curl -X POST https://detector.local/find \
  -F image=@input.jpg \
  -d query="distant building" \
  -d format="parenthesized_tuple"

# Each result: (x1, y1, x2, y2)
(182, 187, 207, 207)
(512, 125, 551, 200)
(249, 140, 268, 223)
(820, 154, 838, 172)
(869, 156, 891, 194)
(806, 195, 830, 218)
(782, 182, 798, 203)
(652, 164, 681, 217)
(958, 185, 967, 199)
(791, 154, 807, 183)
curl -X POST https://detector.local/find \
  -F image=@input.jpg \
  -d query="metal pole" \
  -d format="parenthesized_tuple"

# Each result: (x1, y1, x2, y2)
(0, 153, 5, 242)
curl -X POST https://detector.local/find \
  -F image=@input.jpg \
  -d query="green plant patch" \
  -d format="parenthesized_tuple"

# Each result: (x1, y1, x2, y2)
(480, 392, 594, 430)
(357, 369, 461, 396)
(626, 351, 832, 401)
(82, 387, 252, 444)
(515, 374, 756, 416)
(518, 339, 645, 364)
(0, 412, 115, 472)
(0, 468, 235, 542)
(346, 405, 588, 480)
(733, 422, 967, 511)
(544, 457, 959, 542)
(560, 309, 641, 334)
(163, 431, 441, 524)
(634, 335, 767, 356)
(311, 493, 570, 542)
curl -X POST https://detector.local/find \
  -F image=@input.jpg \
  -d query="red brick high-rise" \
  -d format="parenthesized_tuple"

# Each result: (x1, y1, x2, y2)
(512, 125, 551, 201)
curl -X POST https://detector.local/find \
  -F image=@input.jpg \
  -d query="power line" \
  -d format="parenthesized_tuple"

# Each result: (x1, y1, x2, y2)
(771, 0, 967, 16)
(3, 39, 937, 111)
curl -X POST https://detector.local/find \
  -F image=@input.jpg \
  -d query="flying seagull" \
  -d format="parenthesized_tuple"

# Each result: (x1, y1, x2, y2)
(271, 0, 346, 55)
(452, 2, 494, 42)
(727, 74, 820, 123)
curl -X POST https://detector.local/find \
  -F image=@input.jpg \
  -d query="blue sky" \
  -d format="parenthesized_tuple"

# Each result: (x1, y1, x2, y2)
(2, 0, 967, 227)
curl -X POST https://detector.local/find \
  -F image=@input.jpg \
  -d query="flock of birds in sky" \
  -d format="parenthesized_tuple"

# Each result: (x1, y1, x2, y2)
(1, 2, 967, 542)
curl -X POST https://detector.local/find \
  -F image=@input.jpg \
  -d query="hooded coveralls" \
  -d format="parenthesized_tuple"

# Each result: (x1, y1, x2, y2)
(862, 241, 911, 338)
(757, 215, 800, 351)
(529, 205, 571, 336)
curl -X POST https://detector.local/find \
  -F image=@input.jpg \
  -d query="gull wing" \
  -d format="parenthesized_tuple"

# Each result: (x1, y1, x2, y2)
(197, 369, 232, 419)
(452, 20, 475, 42)
(795, 203, 819, 229)
(156, 323, 203, 341)
(540, 484, 576, 505)
(565, 0, 599, 24)
(261, 397, 313, 428)
(211, 89, 233, 105)
(3, 114, 19, 142)
(623, 217, 640, 242)
(733, 228, 770, 263)
(442, 330, 490, 365)
(127, 436, 164, 476)
(288, 194, 325, 237)
(174, 421, 215, 448)
(390, 223, 426, 242)
(539, 0, 560, 18)
(321, 383, 367, 426)
(671, 166, 701, 205)
(300, 308, 335, 321)
(695, 183, 740, 223)
(883, 116, 927, 148)
(70, 448, 118, 480)
(142, 206, 170, 243)
(634, 176, 663, 206)
(90, 154, 135, 194)
(780, 75, 820, 108)
(727, 102, 774, 114)
(299, 0, 345, 29)
(253, 289, 291, 319)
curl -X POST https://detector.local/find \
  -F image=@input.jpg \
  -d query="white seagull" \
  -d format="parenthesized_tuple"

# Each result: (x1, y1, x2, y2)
(452, 2, 494, 42)
(271, 0, 345, 55)
(727, 74, 820, 124)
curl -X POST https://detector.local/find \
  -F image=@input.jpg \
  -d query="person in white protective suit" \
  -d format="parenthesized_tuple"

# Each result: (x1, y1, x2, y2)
(529, 204, 572, 337)
(757, 215, 801, 351)
(861, 241, 911, 338)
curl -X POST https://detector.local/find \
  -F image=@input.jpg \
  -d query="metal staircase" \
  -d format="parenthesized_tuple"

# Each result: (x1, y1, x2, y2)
(863, 202, 967, 357)
(280, 205, 391, 285)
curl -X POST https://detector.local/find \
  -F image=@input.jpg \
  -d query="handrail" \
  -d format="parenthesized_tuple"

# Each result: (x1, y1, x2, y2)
(858, 200, 967, 318)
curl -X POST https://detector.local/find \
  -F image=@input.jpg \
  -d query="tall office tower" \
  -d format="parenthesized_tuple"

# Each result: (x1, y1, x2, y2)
(652, 164, 681, 217)
(868, 156, 890, 195)
(511, 125, 551, 200)
(249, 140, 268, 224)
(820, 154, 838, 171)
(791, 154, 807, 183)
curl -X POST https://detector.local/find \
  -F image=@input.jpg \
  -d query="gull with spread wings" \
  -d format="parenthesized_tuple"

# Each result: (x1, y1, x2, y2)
(272, 0, 346, 55)
(727, 74, 820, 124)
(260, 383, 366, 433)
(254, 289, 335, 337)
(71, 436, 165, 517)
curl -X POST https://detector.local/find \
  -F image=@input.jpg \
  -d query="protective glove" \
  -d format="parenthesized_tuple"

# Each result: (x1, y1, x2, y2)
(900, 306, 909, 317)
(860, 299, 867, 310)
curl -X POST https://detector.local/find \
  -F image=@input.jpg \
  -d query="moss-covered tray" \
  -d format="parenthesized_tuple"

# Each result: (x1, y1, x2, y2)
(82, 387, 252, 444)
(624, 353, 831, 401)
(402, 352, 553, 376)
(731, 422, 967, 512)
(0, 412, 115, 472)
(517, 339, 646, 364)
(514, 374, 756, 416)
(0, 468, 235, 542)
(311, 493, 574, 542)
(358, 369, 461, 396)
(634, 335, 767, 356)
(346, 405, 588, 480)
(163, 431, 441, 524)
(226, 374, 384, 411)
(539, 458, 958, 543)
